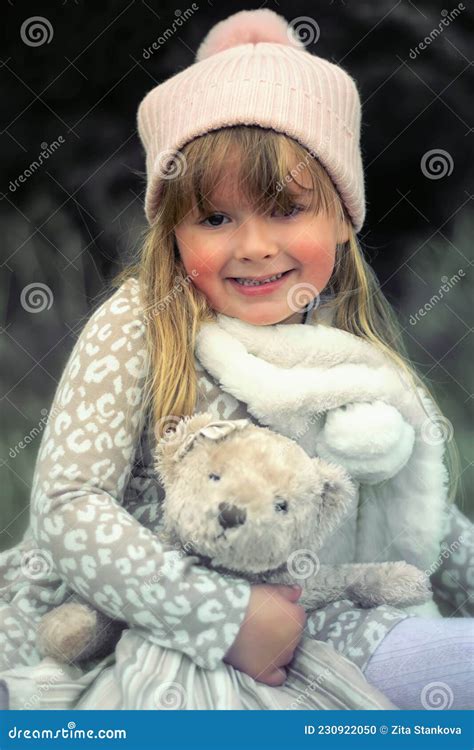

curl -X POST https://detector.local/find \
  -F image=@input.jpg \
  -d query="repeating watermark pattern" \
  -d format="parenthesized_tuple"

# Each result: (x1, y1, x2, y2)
(420, 680, 454, 709)
(21, 667, 65, 709)
(421, 413, 454, 445)
(403, 531, 465, 603)
(275, 147, 319, 193)
(153, 149, 188, 180)
(154, 681, 188, 709)
(293, 412, 323, 442)
(409, 268, 465, 325)
(20, 16, 54, 47)
(287, 548, 320, 580)
(9, 402, 62, 459)
(421, 148, 454, 180)
(424, 534, 464, 578)
(144, 535, 200, 591)
(286, 665, 333, 709)
(409, 4, 466, 59)
(143, 271, 199, 324)
(21, 548, 54, 580)
(287, 282, 321, 316)
(143, 4, 199, 59)
(20, 282, 54, 313)
(9, 137, 65, 193)
(288, 16, 320, 47)
(153, 414, 184, 444)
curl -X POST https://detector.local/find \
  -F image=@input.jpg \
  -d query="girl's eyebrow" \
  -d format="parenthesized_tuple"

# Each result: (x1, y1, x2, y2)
(207, 187, 309, 207)
(193, 184, 313, 216)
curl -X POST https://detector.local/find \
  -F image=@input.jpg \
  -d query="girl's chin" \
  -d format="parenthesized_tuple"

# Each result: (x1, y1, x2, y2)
(231, 307, 303, 325)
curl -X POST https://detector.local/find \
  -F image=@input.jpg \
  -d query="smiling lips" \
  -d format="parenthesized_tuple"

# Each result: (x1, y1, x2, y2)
(230, 270, 294, 283)
(227, 269, 295, 296)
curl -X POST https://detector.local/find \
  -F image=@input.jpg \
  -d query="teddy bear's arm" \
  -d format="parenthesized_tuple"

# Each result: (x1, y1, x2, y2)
(274, 562, 431, 610)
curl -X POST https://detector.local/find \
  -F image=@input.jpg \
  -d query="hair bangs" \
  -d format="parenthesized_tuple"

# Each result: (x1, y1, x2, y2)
(160, 126, 346, 227)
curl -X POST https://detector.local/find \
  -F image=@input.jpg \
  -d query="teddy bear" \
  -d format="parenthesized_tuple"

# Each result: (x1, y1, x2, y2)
(36, 412, 431, 664)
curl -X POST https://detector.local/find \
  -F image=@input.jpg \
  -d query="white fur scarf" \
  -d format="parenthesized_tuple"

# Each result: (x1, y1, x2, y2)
(195, 313, 450, 591)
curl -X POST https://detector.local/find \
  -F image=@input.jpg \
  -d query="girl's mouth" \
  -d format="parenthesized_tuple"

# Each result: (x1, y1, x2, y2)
(227, 269, 294, 296)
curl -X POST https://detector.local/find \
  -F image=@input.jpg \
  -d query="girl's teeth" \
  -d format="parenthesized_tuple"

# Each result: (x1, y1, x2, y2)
(235, 272, 284, 286)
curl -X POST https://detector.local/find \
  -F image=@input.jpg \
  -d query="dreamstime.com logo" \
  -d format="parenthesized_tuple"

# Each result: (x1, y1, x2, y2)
(9, 402, 62, 459)
(287, 548, 320, 580)
(275, 147, 319, 193)
(9, 138, 65, 193)
(154, 681, 188, 709)
(142, 271, 198, 324)
(288, 16, 320, 46)
(421, 149, 454, 180)
(142, 4, 199, 59)
(20, 282, 54, 313)
(409, 269, 465, 326)
(409, 4, 466, 59)
(420, 413, 454, 445)
(420, 681, 454, 709)
(20, 16, 54, 46)
(153, 149, 188, 180)
(287, 282, 321, 319)
(8, 723, 127, 740)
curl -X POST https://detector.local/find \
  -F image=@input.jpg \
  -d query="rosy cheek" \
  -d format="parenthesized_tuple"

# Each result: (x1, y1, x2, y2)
(294, 240, 335, 268)
(181, 256, 223, 298)
(177, 232, 216, 276)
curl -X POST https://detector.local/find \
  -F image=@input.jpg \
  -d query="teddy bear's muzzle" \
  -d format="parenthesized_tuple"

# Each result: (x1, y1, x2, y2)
(218, 502, 247, 529)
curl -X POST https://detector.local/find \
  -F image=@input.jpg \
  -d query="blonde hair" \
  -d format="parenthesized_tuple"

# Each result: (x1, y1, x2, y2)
(113, 125, 460, 504)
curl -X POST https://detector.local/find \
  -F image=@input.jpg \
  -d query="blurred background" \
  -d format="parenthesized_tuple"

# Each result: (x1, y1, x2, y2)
(1, 0, 472, 550)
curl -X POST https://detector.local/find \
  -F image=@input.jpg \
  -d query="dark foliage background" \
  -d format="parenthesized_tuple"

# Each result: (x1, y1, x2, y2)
(1, 0, 473, 550)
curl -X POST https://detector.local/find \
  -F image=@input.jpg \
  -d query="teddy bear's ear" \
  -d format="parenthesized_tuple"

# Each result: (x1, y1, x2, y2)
(311, 458, 357, 546)
(154, 411, 250, 485)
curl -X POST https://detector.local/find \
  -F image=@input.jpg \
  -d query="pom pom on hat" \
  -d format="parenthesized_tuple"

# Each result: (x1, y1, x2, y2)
(196, 9, 305, 63)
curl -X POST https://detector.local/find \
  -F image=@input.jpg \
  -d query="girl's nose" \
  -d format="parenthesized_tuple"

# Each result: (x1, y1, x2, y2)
(234, 219, 279, 262)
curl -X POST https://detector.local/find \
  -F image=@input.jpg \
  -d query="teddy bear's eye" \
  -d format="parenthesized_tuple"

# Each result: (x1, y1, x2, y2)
(209, 473, 221, 481)
(274, 499, 288, 513)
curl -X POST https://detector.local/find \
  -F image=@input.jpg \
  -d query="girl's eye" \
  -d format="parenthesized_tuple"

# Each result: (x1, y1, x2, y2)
(200, 213, 229, 228)
(271, 204, 304, 219)
(209, 472, 221, 481)
(200, 205, 304, 227)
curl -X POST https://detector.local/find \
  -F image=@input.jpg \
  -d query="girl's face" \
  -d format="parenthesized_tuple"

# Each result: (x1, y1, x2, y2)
(174, 159, 349, 326)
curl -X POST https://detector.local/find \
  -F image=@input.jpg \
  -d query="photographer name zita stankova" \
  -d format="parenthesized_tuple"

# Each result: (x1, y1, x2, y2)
(304, 725, 462, 735)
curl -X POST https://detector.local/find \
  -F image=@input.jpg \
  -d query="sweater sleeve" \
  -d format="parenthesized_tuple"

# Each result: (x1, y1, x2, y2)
(30, 277, 251, 670)
(430, 504, 474, 617)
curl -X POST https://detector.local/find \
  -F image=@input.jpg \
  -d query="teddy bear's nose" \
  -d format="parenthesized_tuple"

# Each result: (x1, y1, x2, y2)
(218, 502, 247, 529)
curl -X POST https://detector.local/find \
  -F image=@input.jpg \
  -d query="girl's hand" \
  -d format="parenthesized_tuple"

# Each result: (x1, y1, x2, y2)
(223, 583, 306, 686)
(315, 400, 415, 484)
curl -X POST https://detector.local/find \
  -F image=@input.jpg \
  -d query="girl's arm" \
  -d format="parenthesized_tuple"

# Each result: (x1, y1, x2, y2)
(30, 277, 251, 670)
(430, 504, 474, 617)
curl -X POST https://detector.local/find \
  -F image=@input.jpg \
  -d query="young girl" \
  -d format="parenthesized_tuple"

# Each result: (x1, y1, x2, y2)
(0, 9, 472, 711)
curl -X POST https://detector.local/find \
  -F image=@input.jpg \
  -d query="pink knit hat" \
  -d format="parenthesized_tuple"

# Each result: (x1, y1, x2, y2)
(137, 9, 365, 232)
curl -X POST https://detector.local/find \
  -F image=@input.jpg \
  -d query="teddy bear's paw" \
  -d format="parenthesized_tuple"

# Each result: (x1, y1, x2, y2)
(373, 561, 432, 607)
(37, 602, 99, 663)
(350, 561, 432, 608)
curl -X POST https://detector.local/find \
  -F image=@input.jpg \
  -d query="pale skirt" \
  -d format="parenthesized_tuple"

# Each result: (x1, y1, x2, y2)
(0, 629, 396, 710)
